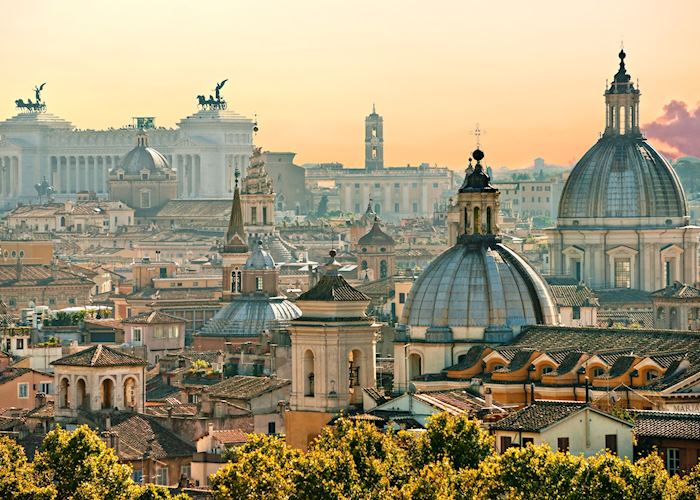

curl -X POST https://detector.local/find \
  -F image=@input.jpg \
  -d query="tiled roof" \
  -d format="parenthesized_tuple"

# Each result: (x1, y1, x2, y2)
(651, 282, 700, 299)
(298, 275, 370, 302)
(207, 375, 290, 401)
(414, 390, 490, 415)
(597, 309, 654, 328)
(122, 311, 184, 325)
(632, 410, 700, 440)
(551, 352, 584, 375)
(146, 403, 199, 417)
(127, 286, 220, 301)
(0, 367, 31, 385)
(109, 413, 195, 461)
(595, 289, 651, 305)
(0, 265, 94, 288)
(51, 345, 146, 367)
(358, 220, 395, 246)
(446, 345, 488, 371)
(155, 199, 231, 219)
(549, 284, 599, 307)
(491, 401, 592, 432)
(212, 429, 249, 445)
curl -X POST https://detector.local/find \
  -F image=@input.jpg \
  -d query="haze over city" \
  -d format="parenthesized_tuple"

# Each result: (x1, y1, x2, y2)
(1, 0, 699, 169)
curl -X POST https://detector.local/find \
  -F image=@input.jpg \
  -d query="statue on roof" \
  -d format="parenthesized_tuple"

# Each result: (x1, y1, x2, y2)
(15, 83, 47, 113)
(197, 79, 229, 110)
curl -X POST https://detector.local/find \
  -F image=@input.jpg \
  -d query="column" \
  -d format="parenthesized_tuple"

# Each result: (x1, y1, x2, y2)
(421, 182, 428, 216)
(12, 157, 19, 197)
(383, 182, 392, 217)
(176, 155, 184, 196)
(96, 157, 104, 193)
(1, 157, 8, 196)
(60, 157, 67, 193)
(87, 157, 95, 192)
(194, 155, 201, 196)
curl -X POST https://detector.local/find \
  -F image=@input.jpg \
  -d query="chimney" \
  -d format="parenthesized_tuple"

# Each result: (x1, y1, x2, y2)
(35, 392, 46, 409)
(484, 387, 493, 408)
(530, 382, 536, 404)
(208, 422, 214, 436)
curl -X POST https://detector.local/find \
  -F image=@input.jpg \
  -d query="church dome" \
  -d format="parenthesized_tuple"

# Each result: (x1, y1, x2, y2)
(358, 218, 395, 246)
(558, 50, 687, 226)
(198, 296, 301, 338)
(116, 130, 171, 175)
(245, 241, 276, 270)
(558, 136, 687, 222)
(400, 243, 558, 334)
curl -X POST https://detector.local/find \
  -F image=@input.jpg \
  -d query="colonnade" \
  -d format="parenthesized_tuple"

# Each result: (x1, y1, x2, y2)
(0, 156, 20, 197)
(50, 155, 117, 194)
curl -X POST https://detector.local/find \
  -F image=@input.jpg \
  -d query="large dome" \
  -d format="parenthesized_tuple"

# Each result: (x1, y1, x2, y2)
(199, 296, 301, 337)
(400, 242, 558, 335)
(115, 130, 171, 175)
(558, 136, 687, 223)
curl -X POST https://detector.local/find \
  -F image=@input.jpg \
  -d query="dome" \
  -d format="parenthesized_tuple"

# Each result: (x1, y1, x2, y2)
(245, 241, 276, 270)
(198, 296, 301, 337)
(400, 242, 558, 334)
(558, 136, 687, 223)
(116, 130, 171, 175)
(358, 218, 395, 246)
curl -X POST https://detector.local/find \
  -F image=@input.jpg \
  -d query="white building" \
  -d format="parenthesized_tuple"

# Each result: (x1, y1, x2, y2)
(0, 95, 254, 206)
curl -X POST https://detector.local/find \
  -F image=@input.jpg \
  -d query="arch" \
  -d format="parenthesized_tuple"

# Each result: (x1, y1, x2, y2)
(59, 377, 70, 409)
(76, 378, 87, 409)
(644, 369, 660, 382)
(60, 216, 66, 228)
(361, 260, 368, 270)
(101, 378, 115, 409)
(670, 307, 679, 330)
(123, 377, 137, 409)
(303, 350, 315, 397)
(486, 207, 492, 234)
(348, 349, 362, 388)
(590, 366, 606, 378)
(473, 207, 481, 234)
(380, 260, 388, 279)
(408, 353, 422, 381)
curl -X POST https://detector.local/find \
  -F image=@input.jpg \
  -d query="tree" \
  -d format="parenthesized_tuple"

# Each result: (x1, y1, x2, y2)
(32, 425, 136, 500)
(0, 436, 55, 499)
(316, 195, 329, 217)
(413, 413, 493, 470)
(210, 434, 300, 500)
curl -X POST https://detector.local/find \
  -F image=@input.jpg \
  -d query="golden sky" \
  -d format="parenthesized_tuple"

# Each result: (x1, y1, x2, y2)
(1, 0, 698, 170)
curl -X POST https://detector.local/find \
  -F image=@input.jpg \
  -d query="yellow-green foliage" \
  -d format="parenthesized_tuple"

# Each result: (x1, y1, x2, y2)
(0, 426, 189, 500)
(209, 413, 700, 500)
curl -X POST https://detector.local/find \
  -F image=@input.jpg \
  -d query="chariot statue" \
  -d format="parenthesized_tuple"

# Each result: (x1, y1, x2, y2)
(197, 79, 228, 110)
(15, 83, 47, 113)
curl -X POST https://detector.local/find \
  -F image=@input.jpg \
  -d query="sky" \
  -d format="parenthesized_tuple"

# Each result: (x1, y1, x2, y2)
(1, 0, 699, 170)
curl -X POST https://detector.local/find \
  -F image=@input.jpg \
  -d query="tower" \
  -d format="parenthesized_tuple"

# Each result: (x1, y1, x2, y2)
(221, 171, 250, 301)
(604, 49, 641, 137)
(286, 250, 380, 449)
(357, 216, 396, 281)
(241, 146, 276, 239)
(364, 105, 384, 170)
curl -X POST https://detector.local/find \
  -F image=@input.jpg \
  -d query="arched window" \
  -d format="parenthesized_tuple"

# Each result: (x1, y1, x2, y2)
(592, 367, 606, 378)
(670, 307, 679, 330)
(361, 260, 368, 270)
(656, 307, 665, 321)
(349, 350, 362, 388)
(76, 378, 87, 409)
(380, 260, 388, 279)
(101, 379, 114, 410)
(473, 207, 481, 234)
(59, 378, 70, 409)
(541, 366, 553, 375)
(303, 350, 315, 397)
(123, 377, 137, 409)
(645, 370, 659, 382)
(408, 353, 422, 381)
(486, 207, 492, 234)
(60, 216, 66, 227)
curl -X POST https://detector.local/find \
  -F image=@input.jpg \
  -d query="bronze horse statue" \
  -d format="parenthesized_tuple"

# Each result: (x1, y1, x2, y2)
(15, 98, 45, 112)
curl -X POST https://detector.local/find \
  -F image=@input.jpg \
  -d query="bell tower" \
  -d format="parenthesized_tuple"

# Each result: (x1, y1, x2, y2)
(364, 104, 384, 170)
(603, 49, 641, 137)
(448, 147, 500, 245)
(222, 170, 250, 301)
(286, 250, 380, 449)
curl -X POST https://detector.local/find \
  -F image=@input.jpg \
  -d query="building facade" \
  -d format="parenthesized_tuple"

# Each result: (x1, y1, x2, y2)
(0, 95, 254, 206)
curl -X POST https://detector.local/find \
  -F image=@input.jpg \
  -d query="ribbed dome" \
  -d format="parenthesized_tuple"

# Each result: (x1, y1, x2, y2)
(558, 132, 687, 224)
(199, 296, 301, 337)
(245, 242, 276, 270)
(400, 243, 557, 332)
(116, 131, 171, 175)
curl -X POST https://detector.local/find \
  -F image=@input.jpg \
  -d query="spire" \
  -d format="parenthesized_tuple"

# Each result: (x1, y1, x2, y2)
(225, 169, 248, 252)
(460, 148, 495, 192)
(608, 47, 636, 94)
(324, 249, 341, 276)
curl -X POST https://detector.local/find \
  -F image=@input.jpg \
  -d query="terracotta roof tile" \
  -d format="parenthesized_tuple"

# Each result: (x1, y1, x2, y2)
(632, 410, 700, 440)
(207, 375, 290, 400)
(298, 275, 370, 302)
(51, 344, 146, 367)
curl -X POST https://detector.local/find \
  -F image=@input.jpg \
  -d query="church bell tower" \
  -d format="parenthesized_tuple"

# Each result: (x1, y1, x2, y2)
(364, 105, 384, 170)
(222, 170, 250, 301)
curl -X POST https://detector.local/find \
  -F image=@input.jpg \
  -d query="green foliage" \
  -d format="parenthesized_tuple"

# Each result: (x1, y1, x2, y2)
(413, 413, 493, 470)
(316, 195, 329, 217)
(210, 434, 301, 500)
(43, 310, 85, 326)
(209, 414, 699, 500)
(0, 427, 188, 500)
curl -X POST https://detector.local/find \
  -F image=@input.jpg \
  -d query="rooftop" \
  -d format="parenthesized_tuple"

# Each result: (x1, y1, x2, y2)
(51, 344, 147, 368)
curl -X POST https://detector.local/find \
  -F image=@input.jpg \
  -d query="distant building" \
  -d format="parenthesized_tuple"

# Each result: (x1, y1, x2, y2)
(304, 106, 454, 220)
(651, 282, 700, 330)
(5, 198, 134, 233)
(262, 151, 312, 215)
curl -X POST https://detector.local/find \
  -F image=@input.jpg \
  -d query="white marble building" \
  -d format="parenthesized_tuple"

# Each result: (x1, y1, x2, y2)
(0, 105, 254, 207)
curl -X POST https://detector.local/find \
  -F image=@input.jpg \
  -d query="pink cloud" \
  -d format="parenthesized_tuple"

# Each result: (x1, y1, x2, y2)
(643, 100, 700, 158)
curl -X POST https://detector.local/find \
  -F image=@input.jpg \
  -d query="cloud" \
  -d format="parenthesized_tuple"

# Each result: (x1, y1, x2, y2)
(643, 100, 700, 159)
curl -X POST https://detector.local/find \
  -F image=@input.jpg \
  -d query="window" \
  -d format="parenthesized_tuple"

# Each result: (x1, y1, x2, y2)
(251, 207, 257, 224)
(262, 206, 268, 225)
(394, 203, 400, 212)
(132, 470, 143, 483)
(180, 465, 191, 480)
(433, 183, 438, 188)
(605, 434, 618, 455)
(399, 293, 406, 304)
(156, 467, 168, 486)
(667, 448, 680, 475)
(140, 190, 151, 209)
(412, 202, 418, 213)
(256, 276, 264, 291)
(592, 367, 606, 377)
(8, 298, 16, 307)
(132, 328, 142, 343)
(614, 258, 632, 288)
(4, 338, 10, 351)
(154, 327, 164, 339)
(16, 338, 24, 350)
(557, 437, 570, 452)
(169, 326, 179, 338)
(354, 183, 360, 189)
(646, 370, 659, 382)
(268, 421, 276, 435)
(68, 297, 76, 305)
(48, 298, 56, 306)
(522, 437, 534, 446)
(541, 366, 553, 375)
(394, 183, 400, 189)
(18, 383, 29, 398)
(572, 306, 581, 320)
(374, 183, 380, 188)
(500, 436, 512, 451)
(141, 173, 148, 180)
(40, 382, 52, 394)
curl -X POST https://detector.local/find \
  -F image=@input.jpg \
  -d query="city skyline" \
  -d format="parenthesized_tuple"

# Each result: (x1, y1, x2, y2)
(1, 0, 699, 170)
